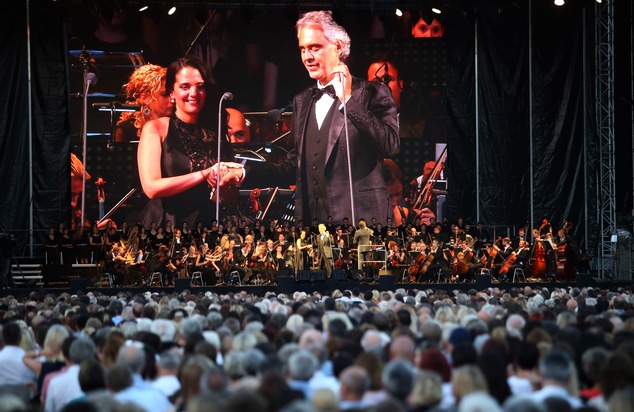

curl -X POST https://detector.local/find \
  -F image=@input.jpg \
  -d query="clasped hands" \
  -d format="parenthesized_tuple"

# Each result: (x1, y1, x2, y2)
(206, 162, 245, 188)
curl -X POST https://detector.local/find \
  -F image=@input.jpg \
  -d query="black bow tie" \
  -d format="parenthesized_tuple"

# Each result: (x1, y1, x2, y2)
(311, 85, 336, 100)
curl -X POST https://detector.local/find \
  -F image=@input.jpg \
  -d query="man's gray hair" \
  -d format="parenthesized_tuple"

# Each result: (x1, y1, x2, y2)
(296, 11, 351, 60)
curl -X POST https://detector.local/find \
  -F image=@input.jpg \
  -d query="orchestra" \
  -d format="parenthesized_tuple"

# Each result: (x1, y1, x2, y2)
(85, 214, 582, 288)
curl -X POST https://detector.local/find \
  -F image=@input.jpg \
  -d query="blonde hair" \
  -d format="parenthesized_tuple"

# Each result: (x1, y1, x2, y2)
(117, 64, 167, 137)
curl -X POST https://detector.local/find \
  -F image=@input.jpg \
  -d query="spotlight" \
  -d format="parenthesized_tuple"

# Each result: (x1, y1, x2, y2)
(139, 5, 148, 12)
(395, 8, 403, 17)
(595, 0, 602, 3)
(431, 7, 442, 14)
(168, 6, 176, 15)
(554, 0, 564, 5)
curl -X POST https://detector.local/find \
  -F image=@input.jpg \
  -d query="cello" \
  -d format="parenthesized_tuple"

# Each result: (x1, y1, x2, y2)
(408, 251, 427, 282)
(498, 251, 517, 276)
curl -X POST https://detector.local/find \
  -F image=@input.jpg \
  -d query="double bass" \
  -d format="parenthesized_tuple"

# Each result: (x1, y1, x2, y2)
(530, 229, 547, 278)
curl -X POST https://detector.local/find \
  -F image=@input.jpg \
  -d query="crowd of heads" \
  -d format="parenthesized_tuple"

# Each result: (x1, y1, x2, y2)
(0, 281, 633, 412)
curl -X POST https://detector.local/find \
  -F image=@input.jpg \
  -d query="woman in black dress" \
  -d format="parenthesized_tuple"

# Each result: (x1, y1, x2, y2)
(137, 55, 235, 228)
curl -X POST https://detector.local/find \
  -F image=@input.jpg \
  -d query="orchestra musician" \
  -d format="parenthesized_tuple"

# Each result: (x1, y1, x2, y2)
(334, 237, 350, 270)
(491, 237, 514, 280)
(386, 241, 406, 270)
(153, 245, 176, 287)
(104, 245, 128, 286)
(426, 239, 449, 282)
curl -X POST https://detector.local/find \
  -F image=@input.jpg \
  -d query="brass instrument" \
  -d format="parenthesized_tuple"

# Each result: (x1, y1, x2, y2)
(412, 146, 447, 211)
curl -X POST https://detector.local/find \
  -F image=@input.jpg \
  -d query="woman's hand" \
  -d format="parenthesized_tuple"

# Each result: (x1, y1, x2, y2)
(208, 162, 244, 187)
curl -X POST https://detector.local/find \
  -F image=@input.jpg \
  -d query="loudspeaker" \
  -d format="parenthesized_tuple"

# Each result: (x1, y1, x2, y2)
(379, 274, 395, 290)
(70, 278, 86, 293)
(175, 278, 190, 293)
(333, 270, 347, 281)
(576, 273, 592, 287)
(297, 270, 312, 282)
(476, 274, 492, 289)
(278, 275, 295, 294)
(350, 269, 365, 282)
(312, 271, 326, 282)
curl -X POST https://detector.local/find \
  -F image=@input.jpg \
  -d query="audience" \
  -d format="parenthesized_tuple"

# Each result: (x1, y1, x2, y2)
(0, 283, 630, 412)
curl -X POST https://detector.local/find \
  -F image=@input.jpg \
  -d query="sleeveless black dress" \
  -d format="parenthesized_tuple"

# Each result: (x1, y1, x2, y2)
(138, 115, 234, 227)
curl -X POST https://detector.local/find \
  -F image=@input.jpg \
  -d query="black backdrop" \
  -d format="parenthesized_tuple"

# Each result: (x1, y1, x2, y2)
(1, 0, 631, 259)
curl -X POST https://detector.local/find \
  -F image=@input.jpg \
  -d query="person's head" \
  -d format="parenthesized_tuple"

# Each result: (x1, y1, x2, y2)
(411, 17, 445, 38)
(2, 322, 21, 346)
(539, 349, 574, 386)
(296, 11, 351, 85)
(166, 55, 213, 121)
(339, 366, 370, 401)
(226, 108, 251, 143)
(119, 64, 173, 138)
(381, 359, 415, 401)
(367, 60, 402, 107)
(70, 153, 91, 209)
(318, 224, 327, 235)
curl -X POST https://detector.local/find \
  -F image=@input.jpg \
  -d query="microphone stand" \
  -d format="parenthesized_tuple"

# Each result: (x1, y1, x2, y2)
(81, 69, 97, 228)
(216, 92, 233, 222)
(340, 73, 355, 224)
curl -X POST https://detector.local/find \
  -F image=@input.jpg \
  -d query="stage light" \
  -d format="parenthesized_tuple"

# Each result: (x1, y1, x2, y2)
(554, 0, 564, 6)
(431, 7, 442, 14)
(139, 5, 148, 12)
(596, 0, 602, 3)
(395, 8, 403, 17)
(168, 5, 176, 15)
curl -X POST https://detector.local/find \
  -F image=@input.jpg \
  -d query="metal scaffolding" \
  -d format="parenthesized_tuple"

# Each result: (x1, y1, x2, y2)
(594, 0, 616, 278)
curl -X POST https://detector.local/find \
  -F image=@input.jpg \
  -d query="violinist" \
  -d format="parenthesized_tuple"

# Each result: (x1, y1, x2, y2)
(104, 245, 126, 286)
(194, 244, 219, 285)
(426, 239, 449, 282)
(153, 245, 176, 286)
(452, 236, 480, 283)
(250, 241, 274, 284)
(387, 241, 406, 270)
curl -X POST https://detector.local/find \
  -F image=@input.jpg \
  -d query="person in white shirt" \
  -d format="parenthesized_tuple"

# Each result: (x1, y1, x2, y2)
(0, 322, 36, 385)
(45, 338, 97, 412)
(527, 349, 583, 409)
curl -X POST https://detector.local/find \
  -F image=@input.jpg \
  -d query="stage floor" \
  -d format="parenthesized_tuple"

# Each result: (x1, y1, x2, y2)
(2, 269, 624, 298)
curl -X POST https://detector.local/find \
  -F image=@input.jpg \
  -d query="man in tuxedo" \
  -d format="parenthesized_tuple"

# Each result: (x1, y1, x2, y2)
(316, 224, 334, 278)
(214, 11, 399, 224)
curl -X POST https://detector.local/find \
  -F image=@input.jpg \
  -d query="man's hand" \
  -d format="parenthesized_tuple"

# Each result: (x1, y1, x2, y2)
(331, 63, 352, 103)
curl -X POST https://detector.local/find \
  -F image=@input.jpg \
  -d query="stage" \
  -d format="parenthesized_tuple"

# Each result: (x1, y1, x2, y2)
(3, 261, 622, 298)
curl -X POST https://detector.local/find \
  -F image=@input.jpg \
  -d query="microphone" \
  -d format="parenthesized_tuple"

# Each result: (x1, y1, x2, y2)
(92, 102, 140, 111)
(84, 72, 98, 86)
(266, 103, 292, 122)
(221, 92, 233, 101)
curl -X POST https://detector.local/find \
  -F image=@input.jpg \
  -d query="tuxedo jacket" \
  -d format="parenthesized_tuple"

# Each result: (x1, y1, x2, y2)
(245, 77, 399, 223)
